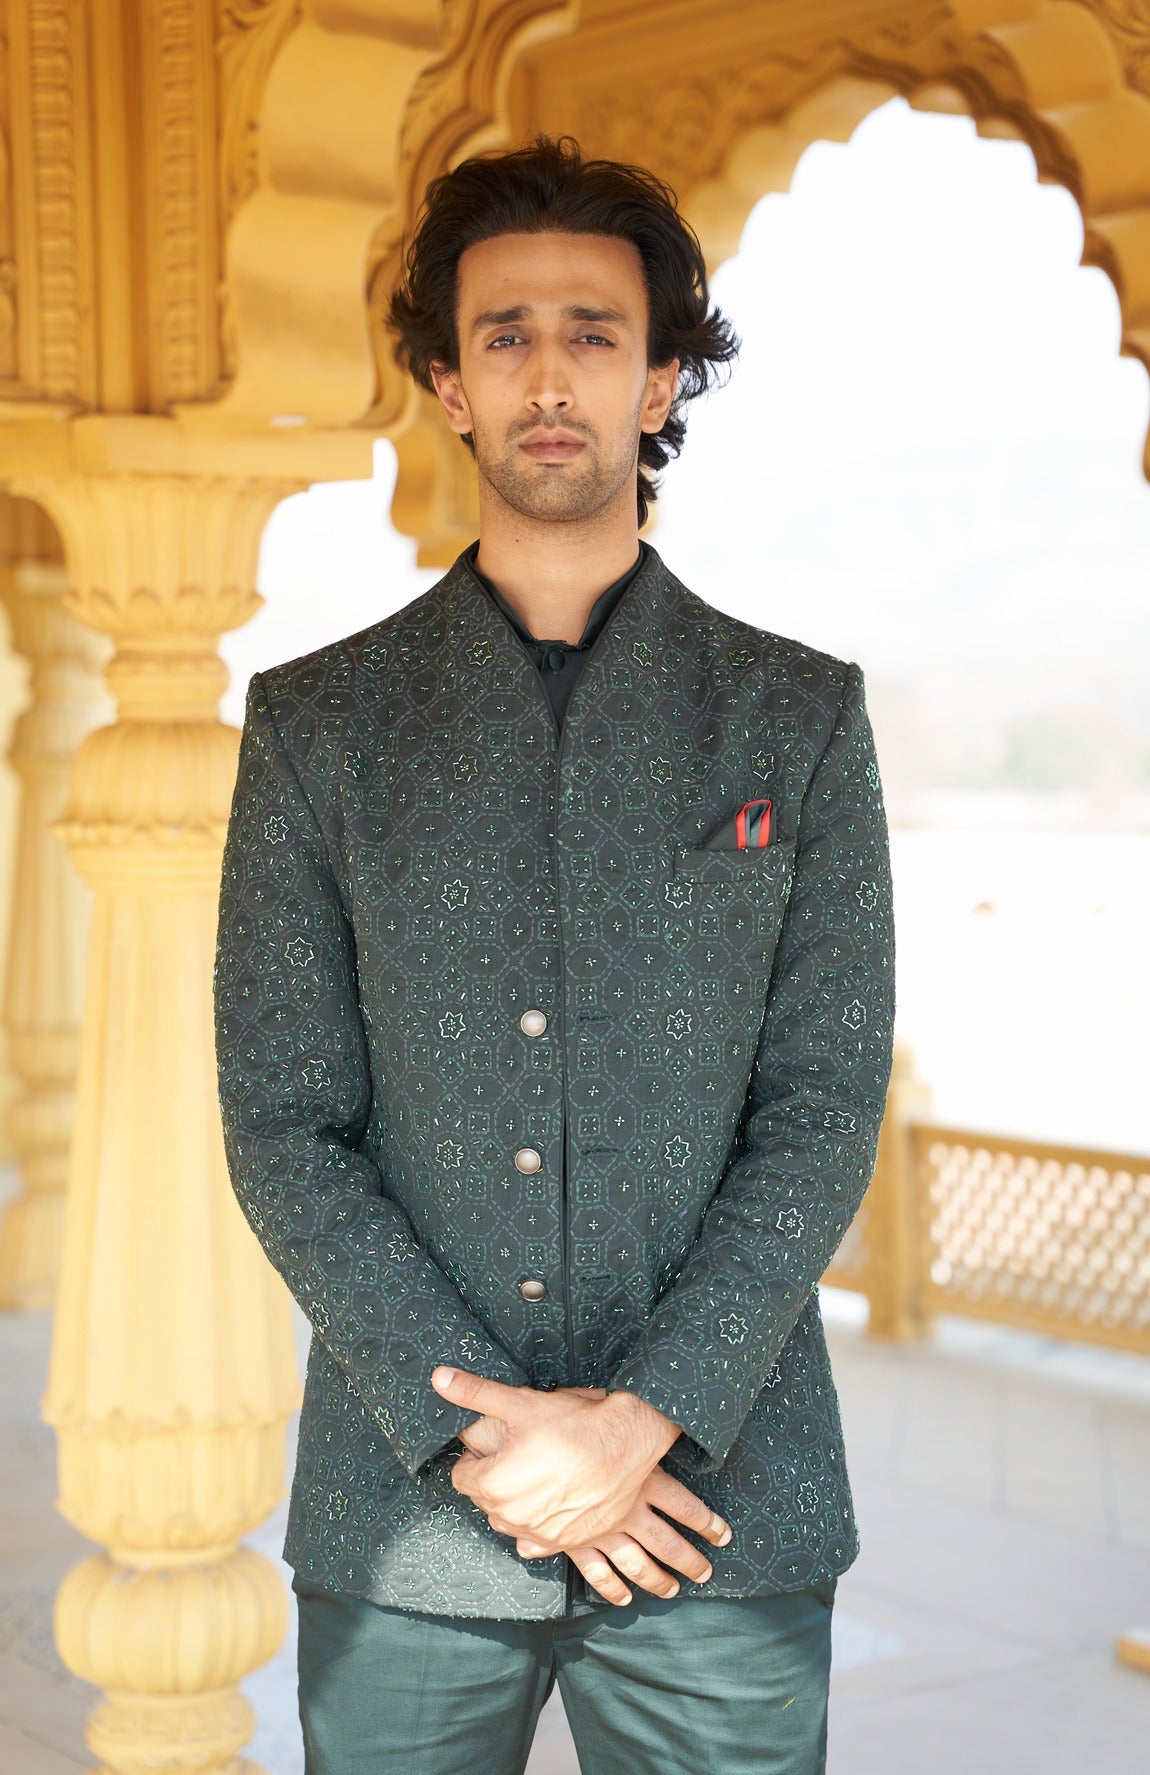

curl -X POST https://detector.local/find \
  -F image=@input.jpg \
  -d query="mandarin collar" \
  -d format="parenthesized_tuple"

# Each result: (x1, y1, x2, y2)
(462, 540, 651, 653)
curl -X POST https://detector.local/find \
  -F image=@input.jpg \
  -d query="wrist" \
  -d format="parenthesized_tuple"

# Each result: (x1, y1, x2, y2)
(603, 1386, 682, 1462)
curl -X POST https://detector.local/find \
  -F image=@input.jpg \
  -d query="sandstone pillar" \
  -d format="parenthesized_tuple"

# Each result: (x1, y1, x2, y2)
(14, 466, 307, 1775)
(0, 498, 112, 1310)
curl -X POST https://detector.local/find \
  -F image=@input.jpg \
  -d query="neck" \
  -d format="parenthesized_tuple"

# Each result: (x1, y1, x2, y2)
(473, 483, 642, 643)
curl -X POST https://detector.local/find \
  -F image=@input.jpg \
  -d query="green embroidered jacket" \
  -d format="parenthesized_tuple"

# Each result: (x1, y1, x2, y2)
(213, 542, 896, 1619)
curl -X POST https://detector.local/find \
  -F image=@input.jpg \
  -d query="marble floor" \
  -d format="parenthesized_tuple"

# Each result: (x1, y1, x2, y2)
(2, 1287, 1148, 1774)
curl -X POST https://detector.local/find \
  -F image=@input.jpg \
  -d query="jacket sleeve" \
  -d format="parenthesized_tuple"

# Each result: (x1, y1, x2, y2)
(606, 661, 895, 1470)
(213, 672, 530, 1480)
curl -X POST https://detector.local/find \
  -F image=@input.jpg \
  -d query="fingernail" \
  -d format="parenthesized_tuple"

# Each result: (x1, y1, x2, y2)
(432, 1367, 455, 1387)
(617, 1592, 632, 1606)
(700, 1566, 713, 1581)
(718, 1525, 732, 1545)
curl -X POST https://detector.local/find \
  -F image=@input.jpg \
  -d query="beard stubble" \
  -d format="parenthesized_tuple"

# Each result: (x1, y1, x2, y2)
(469, 401, 645, 526)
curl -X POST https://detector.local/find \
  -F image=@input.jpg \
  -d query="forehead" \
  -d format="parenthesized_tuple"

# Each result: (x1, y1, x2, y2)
(456, 231, 647, 320)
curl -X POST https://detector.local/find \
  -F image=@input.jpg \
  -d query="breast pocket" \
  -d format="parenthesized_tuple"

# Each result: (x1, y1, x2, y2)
(673, 837, 797, 889)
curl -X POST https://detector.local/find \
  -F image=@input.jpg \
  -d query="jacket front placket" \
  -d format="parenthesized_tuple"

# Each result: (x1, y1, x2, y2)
(427, 549, 677, 1395)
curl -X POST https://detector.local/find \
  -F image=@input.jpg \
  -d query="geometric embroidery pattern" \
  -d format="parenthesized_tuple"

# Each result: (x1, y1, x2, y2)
(214, 544, 896, 1619)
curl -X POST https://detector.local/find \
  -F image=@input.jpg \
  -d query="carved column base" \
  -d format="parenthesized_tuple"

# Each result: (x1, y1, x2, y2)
(57, 1538, 285, 1775)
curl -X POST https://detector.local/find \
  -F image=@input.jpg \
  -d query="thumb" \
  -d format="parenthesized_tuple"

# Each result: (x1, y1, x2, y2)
(431, 1366, 532, 1420)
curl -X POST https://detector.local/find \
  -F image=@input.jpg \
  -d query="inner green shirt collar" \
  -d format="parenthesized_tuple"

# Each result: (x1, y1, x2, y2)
(462, 539, 651, 652)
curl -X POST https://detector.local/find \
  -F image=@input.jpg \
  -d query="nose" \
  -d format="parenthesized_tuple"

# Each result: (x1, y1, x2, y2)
(524, 336, 574, 414)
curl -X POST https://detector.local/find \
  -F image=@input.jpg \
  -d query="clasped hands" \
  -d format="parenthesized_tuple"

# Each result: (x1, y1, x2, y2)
(430, 1366, 731, 1608)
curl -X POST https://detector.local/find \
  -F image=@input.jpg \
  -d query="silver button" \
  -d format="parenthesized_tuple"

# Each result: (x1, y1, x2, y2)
(518, 1278, 547, 1301)
(513, 1146, 542, 1174)
(519, 1008, 548, 1037)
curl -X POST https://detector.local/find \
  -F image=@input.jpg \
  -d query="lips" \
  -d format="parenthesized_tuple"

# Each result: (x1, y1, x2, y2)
(520, 439, 585, 460)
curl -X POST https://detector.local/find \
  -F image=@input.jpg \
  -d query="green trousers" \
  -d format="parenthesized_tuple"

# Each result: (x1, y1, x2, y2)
(292, 1570, 837, 1774)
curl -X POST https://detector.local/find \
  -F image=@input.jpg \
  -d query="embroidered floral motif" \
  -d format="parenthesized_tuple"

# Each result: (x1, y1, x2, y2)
(438, 1011, 466, 1041)
(663, 1134, 691, 1169)
(665, 1007, 692, 1040)
(842, 998, 867, 1031)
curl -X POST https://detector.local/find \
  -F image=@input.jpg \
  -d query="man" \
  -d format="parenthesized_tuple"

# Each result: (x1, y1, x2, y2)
(214, 134, 895, 1774)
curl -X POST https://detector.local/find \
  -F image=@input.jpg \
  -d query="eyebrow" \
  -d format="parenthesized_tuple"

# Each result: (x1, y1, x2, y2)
(470, 304, 632, 332)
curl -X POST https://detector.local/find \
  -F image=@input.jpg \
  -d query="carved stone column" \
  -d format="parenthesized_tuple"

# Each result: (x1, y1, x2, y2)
(865, 1040, 934, 1343)
(13, 468, 307, 1775)
(0, 497, 112, 1310)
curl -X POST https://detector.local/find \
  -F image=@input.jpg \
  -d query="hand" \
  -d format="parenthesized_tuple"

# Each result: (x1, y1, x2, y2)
(518, 1463, 733, 1608)
(447, 1377, 731, 1607)
(431, 1366, 683, 1551)
(456, 1384, 607, 1460)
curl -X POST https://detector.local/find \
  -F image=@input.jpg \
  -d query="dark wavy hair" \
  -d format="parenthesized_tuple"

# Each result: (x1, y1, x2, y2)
(387, 134, 740, 525)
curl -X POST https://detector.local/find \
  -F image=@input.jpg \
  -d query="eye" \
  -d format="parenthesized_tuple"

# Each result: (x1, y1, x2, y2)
(488, 333, 524, 350)
(578, 333, 615, 347)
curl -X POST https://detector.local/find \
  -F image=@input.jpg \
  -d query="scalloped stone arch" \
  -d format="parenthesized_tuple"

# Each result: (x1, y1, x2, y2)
(177, 0, 576, 437)
(388, 0, 1150, 559)
(677, 2, 1150, 477)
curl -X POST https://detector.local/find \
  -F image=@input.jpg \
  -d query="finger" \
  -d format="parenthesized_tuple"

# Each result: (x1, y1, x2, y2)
(595, 1532, 679, 1599)
(623, 1504, 714, 1584)
(432, 1367, 534, 1421)
(457, 1414, 505, 1457)
(565, 1545, 632, 1608)
(643, 1469, 732, 1546)
(448, 1452, 486, 1500)
(516, 1537, 552, 1558)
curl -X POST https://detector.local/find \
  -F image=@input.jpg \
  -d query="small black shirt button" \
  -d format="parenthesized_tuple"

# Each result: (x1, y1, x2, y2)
(545, 647, 566, 671)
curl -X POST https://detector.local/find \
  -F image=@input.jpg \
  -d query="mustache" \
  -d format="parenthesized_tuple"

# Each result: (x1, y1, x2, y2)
(511, 415, 594, 441)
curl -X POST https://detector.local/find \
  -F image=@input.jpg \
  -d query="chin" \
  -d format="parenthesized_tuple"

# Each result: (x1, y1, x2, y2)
(498, 468, 623, 526)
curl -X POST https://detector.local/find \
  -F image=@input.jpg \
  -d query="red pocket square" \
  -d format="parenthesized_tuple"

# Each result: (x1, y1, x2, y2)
(701, 798, 774, 849)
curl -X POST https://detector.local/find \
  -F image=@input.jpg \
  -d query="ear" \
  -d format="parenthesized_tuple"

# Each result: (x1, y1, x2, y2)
(640, 357, 680, 435)
(430, 361, 474, 438)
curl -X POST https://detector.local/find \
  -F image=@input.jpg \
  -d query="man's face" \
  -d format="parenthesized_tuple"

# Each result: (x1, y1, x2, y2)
(430, 231, 679, 525)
